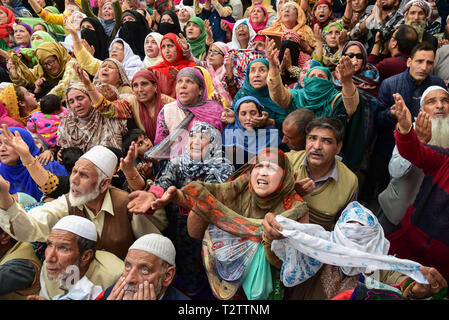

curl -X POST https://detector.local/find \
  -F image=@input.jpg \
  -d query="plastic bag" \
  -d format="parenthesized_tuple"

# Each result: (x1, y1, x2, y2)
(241, 242, 273, 300)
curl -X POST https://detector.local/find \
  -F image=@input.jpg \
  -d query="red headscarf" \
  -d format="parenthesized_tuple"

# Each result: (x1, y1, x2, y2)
(311, 0, 334, 30)
(0, 6, 16, 39)
(131, 69, 164, 143)
(149, 33, 196, 79)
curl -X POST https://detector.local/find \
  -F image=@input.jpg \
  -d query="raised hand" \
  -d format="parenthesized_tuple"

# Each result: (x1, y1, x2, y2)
(313, 24, 324, 43)
(221, 108, 235, 124)
(390, 93, 412, 133)
(265, 38, 279, 69)
(178, 33, 189, 51)
(120, 141, 138, 175)
(337, 29, 349, 49)
(73, 62, 93, 89)
(168, 66, 179, 79)
(34, 77, 46, 94)
(336, 55, 356, 83)
(0, 124, 31, 159)
(151, 186, 184, 210)
(127, 190, 157, 214)
(37, 149, 54, 166)
(415, 109, 432, 144)
(294, 177, 315, 197)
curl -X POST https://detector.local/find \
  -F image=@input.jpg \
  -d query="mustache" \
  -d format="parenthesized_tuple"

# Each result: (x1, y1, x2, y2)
(309, 149, 325, 156)
(123, 283, 138, 293)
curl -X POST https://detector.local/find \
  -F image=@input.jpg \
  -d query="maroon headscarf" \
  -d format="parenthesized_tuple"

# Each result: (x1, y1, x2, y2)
(131, 69, 163, 143)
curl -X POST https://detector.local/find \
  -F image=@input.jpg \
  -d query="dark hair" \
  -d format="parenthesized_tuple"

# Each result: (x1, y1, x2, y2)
(238, 99, 263, 117)
(410, 41, 436, 59)
(122, 128, 146, 155)
(284, 109, 315, 136)
(40, 94, 62, 114)
(106, 146, 124, 164)
(394, 24, 419, 55)
(13, 84, 25, 102)
(305, 116, 344, 143)
(75, 235, 96, 263)
(61, 147, 84, 173)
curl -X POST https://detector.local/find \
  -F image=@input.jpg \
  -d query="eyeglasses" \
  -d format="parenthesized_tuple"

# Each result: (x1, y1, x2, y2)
(110, 46, 124, 51)
(208, 49, 224, 56)
(42, 58, 57, 68)
(343, 52, 364, 60)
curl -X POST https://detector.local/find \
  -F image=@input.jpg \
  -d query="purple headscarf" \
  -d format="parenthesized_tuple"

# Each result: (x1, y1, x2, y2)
(13, 22, 34, 51)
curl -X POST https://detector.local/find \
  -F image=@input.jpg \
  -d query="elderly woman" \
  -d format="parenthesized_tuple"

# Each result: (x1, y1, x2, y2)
(143, 32, 164, 68)
(226, 19, 256, 50)
(293, 59, 322, 89)
(12, 22, 33, 53)
(0, 126, 68, 201)
(6, 42, 79, 99)
(222, 96, 282, 170)
(247, 4, 269, 34)
(232, 58, 288, 131)
(261, 1, 315, 51)
(185, 17, 209, 60)
(126, 121, 234, 299)
(243, 0, 275, 20)
(313, 21, 347, 71)
(151, 67, 225, 160)
(134, 147, 309, 300)
(149, 32, 197, 98)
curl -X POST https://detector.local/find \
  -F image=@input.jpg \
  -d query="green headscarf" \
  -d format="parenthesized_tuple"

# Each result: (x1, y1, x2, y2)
(290, 66, 342, 117)
(31, 31, 56, 50)
(186, 17, 207, 59)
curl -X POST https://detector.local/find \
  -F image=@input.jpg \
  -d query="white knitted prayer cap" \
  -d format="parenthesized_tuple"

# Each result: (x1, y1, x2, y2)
(128, 234, 176, 266)
(80, 145, 118, 178)
(420, 85, 449, 108)
(52, 215, 97, 242)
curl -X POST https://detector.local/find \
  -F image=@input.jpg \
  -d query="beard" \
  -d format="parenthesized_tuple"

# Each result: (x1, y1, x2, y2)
(68, 184, 101, 207)
(122, 278, 163, 300)
(429, 116, 449, 148)
(381, 3, 394, 10)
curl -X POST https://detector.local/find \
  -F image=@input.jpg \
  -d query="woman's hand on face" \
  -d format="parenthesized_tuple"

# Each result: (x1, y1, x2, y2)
(0, 124, 31, 159)
(250, 111, 270, 128)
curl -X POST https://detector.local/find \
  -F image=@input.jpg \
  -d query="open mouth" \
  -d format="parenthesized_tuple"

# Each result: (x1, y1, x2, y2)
(257, 179, 269, 186)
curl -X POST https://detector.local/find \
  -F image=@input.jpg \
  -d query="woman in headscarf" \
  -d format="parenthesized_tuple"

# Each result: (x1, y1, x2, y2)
(92, 58, 134, 98)
(0, 6, 15, 47)
(0, 126, 68, 201)
(143, 32, 163, 68)
(243, 0, 276, 20)
(1, 0, 32, 17)
(0, 84, 39, 127)
(117, 9, 151, 60)
(126, 121, 234, 299)
(233, 58, 288, 131)
(149, 32, 197, 98)
(6, 41, 79, 99)
(261, 1, 316, 50)
(79, 17, 109, 60)
(185, 16, 207, 60)
(311, 0, 334, 30)
(227, 19, 256, 50)
(177, 4, 195, 30)
(83, 0, 122, 39)
(278, 29, 312, 87)
(152, 67, 225, 159)
(132, 147, 308, 300)
(293, 58, 322, 89)
(248, 4, 269, 34)
(12, 23, 33, 53)
(222, 96, 282, 170)
(157, 10, 182, 36)
(313, 20, 345, 71)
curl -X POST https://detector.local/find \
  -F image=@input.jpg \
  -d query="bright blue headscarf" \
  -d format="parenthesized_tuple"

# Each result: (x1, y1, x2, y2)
(0, 127, 68, 200)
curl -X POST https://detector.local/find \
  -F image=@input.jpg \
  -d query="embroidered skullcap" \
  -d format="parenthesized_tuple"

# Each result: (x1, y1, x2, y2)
(128, 234, 176, 266)
(52, 215, 97, 242)
(80, 145, 118, 178)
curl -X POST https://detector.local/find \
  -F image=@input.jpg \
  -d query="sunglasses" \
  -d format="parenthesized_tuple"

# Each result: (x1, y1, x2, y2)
(343, 52, 364, 60)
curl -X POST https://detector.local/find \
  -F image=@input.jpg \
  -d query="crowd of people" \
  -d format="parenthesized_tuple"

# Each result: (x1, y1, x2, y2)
(0, 0, 448, 301)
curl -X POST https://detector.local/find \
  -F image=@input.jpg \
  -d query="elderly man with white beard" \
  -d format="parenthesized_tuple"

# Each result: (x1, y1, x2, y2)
(0, 145, 163, 260)
(378, 85, 449, 235)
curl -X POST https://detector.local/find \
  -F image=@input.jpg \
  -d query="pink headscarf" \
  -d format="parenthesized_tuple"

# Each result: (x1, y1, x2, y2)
(249, 4, 269, 33)
(206, 42, 232, 104)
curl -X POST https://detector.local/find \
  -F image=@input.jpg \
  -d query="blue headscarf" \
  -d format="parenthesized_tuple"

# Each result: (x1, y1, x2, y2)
(0, 127, 68, 200)
(223, 96, 282, 160)
(232, 58, 288, 131)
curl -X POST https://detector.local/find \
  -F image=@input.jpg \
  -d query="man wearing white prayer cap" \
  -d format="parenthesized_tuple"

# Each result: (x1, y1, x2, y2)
(378, 85, 449, 234)
(0, 145, 165, 261)
(27, 215, 124, 300)
(101, 234, 190, 300)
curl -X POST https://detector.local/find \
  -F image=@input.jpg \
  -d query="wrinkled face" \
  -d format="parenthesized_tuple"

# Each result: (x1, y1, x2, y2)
(132, 77, 157, 104)
(161, 38, 178, 63)
(42, 55, 61, 76)
(185, 22, 201, 40)
(110, 42, 125, 62)
(238, 102, 261, 131)
(177, 8, 191, 22)
(250, 7, 266, 24)
(343, 45, 364, 73)
(45, 230, 80, 281)
(281, 4, 298, 25)
(250, 160, 284, 197)
(80, 20, 95, 31)
(249, 61, 268, 89)
(122, 250, 171, 300)
(307, 68, 328, 80)
(206, 44, 225, 69)
(188, 132, 211, 161)
(315, 4, 331, 22)
(405, 5, 426, 26)
(67, 89, 93, 118)
(423, 90, 449, 119)
(236, 23, 250, 44)
(69, 158, 100, 205)
(13, 25, 31, 46)
(135, 134, 153, 158)
(145, 36, 159, 58)
(160, 14, 174, 24)
(176, 76, 202, 105)
(102, 3, 114, 20)
(351, 0, 367, 12)
(98, 61, 121, 87)
(282, 121, 304, 150)
(0, 138, 19, 166)
(407, 49, 435, 84)
(0, 10, 8, 25)
(325, 26, 341, 49)
(305, 127, 341, 169)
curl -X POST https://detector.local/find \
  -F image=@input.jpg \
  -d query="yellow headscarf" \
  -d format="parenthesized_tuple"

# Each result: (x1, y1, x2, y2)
(0, 84, 39, 126)
(194, 66, 230, 108)
(34, 42, 73, 80)
(261, 1, 316, 48)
